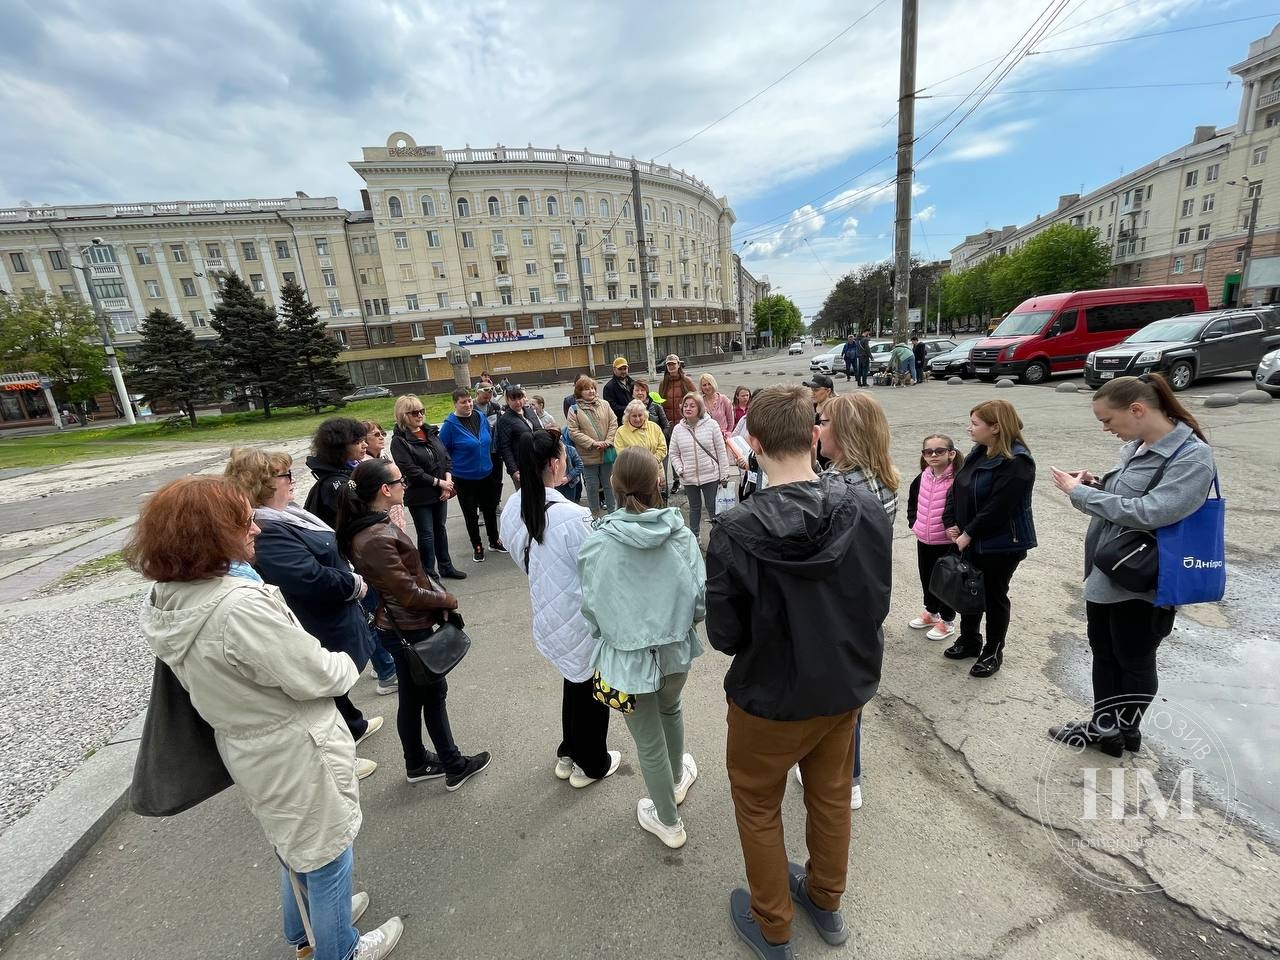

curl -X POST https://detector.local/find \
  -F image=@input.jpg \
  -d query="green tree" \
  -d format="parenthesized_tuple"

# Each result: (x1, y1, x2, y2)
(276, 280, 350, 413)
(129, 309, 224, 427)
(753, 294, 804, 344)
(0, 293, 110, 415)
(1015, 223, 1111, 299)
(210, 273, 289, 419)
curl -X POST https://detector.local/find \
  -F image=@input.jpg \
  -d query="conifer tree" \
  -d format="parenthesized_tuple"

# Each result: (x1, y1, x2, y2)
(277, 279, 350, 413)
(129, 309, 223, 427)
(209, 273, 288, 418)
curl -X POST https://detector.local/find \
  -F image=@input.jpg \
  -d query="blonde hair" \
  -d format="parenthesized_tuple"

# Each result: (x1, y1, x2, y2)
(610, 446, 662, 513)
(699, 372, 719, 392)
(223, 447, 289, 507)
(970, 399, 1028, 460)
(623, 399, 649, 422)
(393, 395, 423, 430)
(824, 394, 899, 492)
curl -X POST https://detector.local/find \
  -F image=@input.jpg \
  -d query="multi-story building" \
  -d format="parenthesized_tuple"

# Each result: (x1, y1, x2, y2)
(949, 24, 1280, 309)
(732, 254, 771, 346)
(0, 132, 739, 426)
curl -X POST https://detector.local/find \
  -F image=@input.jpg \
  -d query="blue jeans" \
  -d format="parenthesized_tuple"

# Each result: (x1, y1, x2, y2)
(582, 461, 615, 515)
(360, 590, 397, 684)
(280, 844, 358, 960)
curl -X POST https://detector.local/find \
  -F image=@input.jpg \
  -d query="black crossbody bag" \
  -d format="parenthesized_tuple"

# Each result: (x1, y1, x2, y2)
(381, 601, 471, 684)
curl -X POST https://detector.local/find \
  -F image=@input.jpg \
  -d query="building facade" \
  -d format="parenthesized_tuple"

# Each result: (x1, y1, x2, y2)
(732, 254, 771, 346)
(949, 24, 1280, 309)
(0, 132, 740, 425)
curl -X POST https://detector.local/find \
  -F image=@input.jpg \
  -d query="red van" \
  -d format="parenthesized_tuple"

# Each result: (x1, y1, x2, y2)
(971, 284, 1209, 384)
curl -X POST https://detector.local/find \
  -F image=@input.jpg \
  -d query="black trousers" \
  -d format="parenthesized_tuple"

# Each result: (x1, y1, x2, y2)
(959, 550, 1026, 651)
(557, 678, 611, 778)
(406, 500, 452, 575)
(334, 694, 367, 741)
(454, 475, 500, 550)
(380, 629, 466, 774)
(916, 540, 957, 621)
(1087, 599, 1175, 731)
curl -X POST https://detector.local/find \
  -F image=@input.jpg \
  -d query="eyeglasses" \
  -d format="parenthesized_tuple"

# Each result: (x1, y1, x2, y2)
(370, 430, 385, 438)
(407, 409, 425, 416)
(386, 477, 408, 487)
(818, 418, 831, 425)
(922, 448, 953, 457)
(276, 471, 293, 480)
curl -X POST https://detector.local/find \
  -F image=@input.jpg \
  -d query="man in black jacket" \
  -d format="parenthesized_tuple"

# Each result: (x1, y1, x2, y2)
(603, 357, 634, 423)
(856, 330, 872, 387)
(911, 335, 928, 385)
(707, 384, 890, 959)
(495, 386, 543, 481)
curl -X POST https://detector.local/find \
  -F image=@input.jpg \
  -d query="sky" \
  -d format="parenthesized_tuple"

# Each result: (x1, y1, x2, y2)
(0, 0, 1272, 317)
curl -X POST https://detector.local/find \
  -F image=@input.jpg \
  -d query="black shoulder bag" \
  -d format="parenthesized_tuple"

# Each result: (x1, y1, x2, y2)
(381, 601, 470, 684)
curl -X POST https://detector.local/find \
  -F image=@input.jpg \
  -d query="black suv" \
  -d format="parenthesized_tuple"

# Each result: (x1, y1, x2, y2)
(1084, 308, 1280, 391)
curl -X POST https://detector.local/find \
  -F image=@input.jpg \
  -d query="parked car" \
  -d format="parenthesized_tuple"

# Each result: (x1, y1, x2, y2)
(1256, 347, 1280, 397)
(342, 385, 393, 402)
(870, 338, 956, 374)
(810, 340, 891, 375)
(1085, 309, 1280, 391)
(788, 341, 804, 355)
(928, 337, 984, 379)
(971, 284, 1210, 384)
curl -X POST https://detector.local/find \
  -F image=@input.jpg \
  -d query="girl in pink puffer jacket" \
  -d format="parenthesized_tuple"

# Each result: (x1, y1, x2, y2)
(905, 434, 965, 641)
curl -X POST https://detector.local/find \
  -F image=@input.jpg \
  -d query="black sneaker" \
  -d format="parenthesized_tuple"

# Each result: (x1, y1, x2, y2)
(488, 540, 508, 553)
(788, 863, 849, 945)
(406, 760, 447, 783)
(440, 567, 467, 580)
(472, 545, 485, 563)
(446, 752, 492, 792)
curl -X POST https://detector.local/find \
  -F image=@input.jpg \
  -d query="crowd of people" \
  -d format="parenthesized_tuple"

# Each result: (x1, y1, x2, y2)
(122, 355, 1216, 960)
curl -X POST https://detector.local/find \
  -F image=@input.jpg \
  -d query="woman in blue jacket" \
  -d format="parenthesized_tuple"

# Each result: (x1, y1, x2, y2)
(438, 388, 506, 563)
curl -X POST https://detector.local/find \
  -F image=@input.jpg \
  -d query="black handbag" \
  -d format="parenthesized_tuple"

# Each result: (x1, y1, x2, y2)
(130, 657, 234, 817)
(1093, 439, 1192, 593)
(383, 605, 471, 684)
(928, 551, 987, 615)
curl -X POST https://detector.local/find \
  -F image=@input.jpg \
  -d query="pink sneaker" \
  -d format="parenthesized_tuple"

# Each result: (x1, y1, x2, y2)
(909, 611, 936, 630)
(927, 620, 956, 641)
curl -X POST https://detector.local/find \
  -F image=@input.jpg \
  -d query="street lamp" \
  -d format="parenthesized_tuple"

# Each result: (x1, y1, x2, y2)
(75, 238, 136, 425)
(1227, 178, 1262, 307)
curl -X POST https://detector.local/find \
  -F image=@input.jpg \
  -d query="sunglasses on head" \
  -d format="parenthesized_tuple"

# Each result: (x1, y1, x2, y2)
(922, 447, 952, 456)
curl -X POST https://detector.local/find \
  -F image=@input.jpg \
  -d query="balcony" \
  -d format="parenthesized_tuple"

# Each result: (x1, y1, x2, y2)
(1260, 89, 1280, 110)
(605, 270, 620, 284)
(554, 271, 570, 285)
(678, 248, 690, 260)
(496, 274, 513, 289)
(90, 263, 121, 279)
(490, 242, 509, 257)
(602, 241, 617, 255)
(702, 253, 711, 264)
(318, 255, 333, 268)
(643, 244, 658, 258)
(203, 257, 225, 270)
(549, 240, 567, 256)
(99, 297, 130, 311)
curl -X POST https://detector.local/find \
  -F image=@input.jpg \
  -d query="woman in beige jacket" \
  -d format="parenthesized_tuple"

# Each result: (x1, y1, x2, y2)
(567, 373, 620, 517)
(130, 476, 403, 960)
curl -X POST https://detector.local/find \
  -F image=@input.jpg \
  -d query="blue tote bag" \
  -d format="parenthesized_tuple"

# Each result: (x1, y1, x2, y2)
(1154, 475, 1226, 607)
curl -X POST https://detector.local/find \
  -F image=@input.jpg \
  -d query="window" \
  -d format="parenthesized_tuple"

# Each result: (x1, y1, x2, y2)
(475, 319, 487, 334)
(504, 317, 517, 332)
(557, 288, 569, 303)
(394, 231, 409, 249)
(629, 284, 638, 298)
(573, 196, 585, 217)
(562, 313, 574, 329)
(1247, 182, 1263, 199)
(643, 203, 651, 221)
(282, 272, 295, 284)
(190, 310, 206, 328)
(110, 315, 139, 335)
(580, 256, 591, 276)
(1230, 314, 1263, 334)
(421, 195, 435, 217)
(1254, 145, 1269, 166)
(146, 280, 161, 298)
(521, 229, 533, 247)
(495, 259, 507, 275)
(500, 292, 513, 306)
(442, 320, 455, 335)
(457, 197, 470, 217)
(328, 298, 341, 317)
(1267, 112, 1280, 129)
(437, 292, 449, 308)
(471, 292, 483, 306)
(170, 244, 188, 263)
(525, 261, 537, 275)
(399, 264, 415, 281)
(332, 330, 348, 347)
(599, 198, 610, 218)
(316, 238, 330, 256)
(369, 325, 393, 344)
(583, 285, 593, 301)
(667, 286, 674, 298)
(1192, 252, 1205, 271)
(1177, 228, 1191, 245)
(1084, 298, 1194, 334)
(1181, 199, 1194, 217)
(432, 262, 446, 279)
(577, 229, 587, 245)
(466, 263, 479, 279)
(529, 288, 541, 303)
(1197, 224, 1211, 241)
(180, 278, 197, 297)
(661, 206, 669, 224)
(1172, 257, 1184, 275)
(491, 229, 505, 246)
(87, 245, 117, 264)
(241, 242, 257, 261)
(547, 195, 558, 216)
(426, 230, 440, 247)
(8, 252, 27, 272)
(625, 229, 635, 245)
(676, 209, 684, 226)
(251, 274, 266, 292)
(461, 231, 475, 249)
(322, 269, 337, 287)
(517, 195, 530, 216)
(1202, 194, 1215, 213)
(532, 314, 544, 328)
(275, 240, 291, 259)
(408, 320, 423, 338)
(488, 196, 500, 216)
(134, 246, 152, 265)
(1243, 211, 1254, 230)
(387, 196, 403, 218)
(1206, 163, 1220, 183)
(1185, 170, 1198, 188)
(550, 228, 562, 243)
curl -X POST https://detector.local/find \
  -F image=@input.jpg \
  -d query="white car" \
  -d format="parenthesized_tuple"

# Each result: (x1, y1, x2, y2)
(788, 342, 804, 355)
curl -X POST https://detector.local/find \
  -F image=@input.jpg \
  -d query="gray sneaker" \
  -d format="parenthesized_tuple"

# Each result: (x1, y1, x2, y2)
(787, 863, 849, 945)
(355, 917, 403, 959)
(729, 888, 793, 959)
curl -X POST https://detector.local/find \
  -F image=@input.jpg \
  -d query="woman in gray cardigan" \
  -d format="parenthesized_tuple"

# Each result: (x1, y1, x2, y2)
(1047, 373, 1215, 758)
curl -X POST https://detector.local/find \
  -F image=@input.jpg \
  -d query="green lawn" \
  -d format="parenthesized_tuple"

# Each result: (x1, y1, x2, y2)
(0, 394, 455, 469)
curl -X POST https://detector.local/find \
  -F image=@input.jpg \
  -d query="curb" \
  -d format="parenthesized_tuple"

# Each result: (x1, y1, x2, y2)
(0, 516, 138, 583)
(0, 709, 146, 941)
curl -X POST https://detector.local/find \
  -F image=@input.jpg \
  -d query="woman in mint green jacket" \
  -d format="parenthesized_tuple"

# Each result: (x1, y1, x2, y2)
(578, 446, 705, 850)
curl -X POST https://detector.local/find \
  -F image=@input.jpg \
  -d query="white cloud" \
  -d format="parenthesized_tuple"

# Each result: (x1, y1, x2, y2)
(839, 216, 860, 239)
(916, 204, 937, 222)
(747, 204, 826, 257)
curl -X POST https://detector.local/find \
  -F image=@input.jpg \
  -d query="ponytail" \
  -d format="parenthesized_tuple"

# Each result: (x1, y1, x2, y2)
(335, 458, 395, 556)
(517, 428, 564, 547)
(1094, 373, 1207, 442)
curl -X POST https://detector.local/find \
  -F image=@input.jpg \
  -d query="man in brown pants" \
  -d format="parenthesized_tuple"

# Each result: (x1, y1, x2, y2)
(707, 385, 891, 959)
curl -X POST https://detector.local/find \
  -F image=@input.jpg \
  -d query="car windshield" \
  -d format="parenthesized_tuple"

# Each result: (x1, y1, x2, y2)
(991, 310, 1054, 337)
(1125, 318, 1208, 343)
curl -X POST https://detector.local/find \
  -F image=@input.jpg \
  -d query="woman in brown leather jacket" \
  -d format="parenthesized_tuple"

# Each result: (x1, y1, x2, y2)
(336, 458, 491, 792)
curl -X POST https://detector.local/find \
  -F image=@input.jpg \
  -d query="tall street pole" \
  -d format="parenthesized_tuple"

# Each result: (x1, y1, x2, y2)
(736, 252, 748, 356)
(76, 255, 136, 425)
(891, 0, 919, 345)
(1240, 190, 1262, 305)
(573, 234, 596, 377)
(630, 165, 657, 377)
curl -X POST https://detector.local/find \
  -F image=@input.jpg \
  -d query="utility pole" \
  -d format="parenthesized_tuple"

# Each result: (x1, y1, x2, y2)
(76, 243, 136, 425)
(891, 0, 918, 345)
(736, 252, 748, 357)
(922, 279, 929, 337)
(573, 231, 596, 376)
(630, 165, 657, 377)
(1240, 184, 1261, 305)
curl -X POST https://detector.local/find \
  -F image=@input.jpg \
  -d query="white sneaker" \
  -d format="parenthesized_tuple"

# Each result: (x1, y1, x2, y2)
(355, 917, 404, 959)
(569, 750, 622, 788)
(792, 764, 803, 787)
(375, 678, 398, 695)
(553, 756, 574, 781)
(673, 753, 698, 805)
(355, 757, 378, 780)
(851, 784, 863, 810)
(637, 798, 687, 849)
(926, 620, 956, 641)
(352, 891, 370, 925)
(908, 611, 936, 630)
(354, 716, 384, 746)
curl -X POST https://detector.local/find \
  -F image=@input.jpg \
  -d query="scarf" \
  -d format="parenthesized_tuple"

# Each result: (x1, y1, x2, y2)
(253, 503, 333, 534)
(227, 560, 262, 583)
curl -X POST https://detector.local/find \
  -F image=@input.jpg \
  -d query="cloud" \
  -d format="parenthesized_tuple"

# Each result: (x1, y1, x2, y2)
(839, 216, 860, 239)
(747, 204, 826, 257)
(916, 204, 937, 222)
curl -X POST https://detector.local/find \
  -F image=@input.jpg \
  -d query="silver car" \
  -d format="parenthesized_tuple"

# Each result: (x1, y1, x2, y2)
(1257, 347, 1280, 397)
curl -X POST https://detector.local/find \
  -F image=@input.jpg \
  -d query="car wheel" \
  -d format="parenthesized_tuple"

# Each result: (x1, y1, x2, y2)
(1167, 360, 1194, 392)
(1021, 360, 1049, 385)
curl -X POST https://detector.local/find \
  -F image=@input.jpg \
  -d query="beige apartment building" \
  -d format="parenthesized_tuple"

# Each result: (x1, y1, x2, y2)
(732, 254, 771, 347)
(950, 24, 1280, 310)
(0, 132, 739, 425)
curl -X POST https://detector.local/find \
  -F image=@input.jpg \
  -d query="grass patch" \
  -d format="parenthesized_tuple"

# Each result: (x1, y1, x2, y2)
(0, 395, 455, 469)
(47, 550, 128, 593)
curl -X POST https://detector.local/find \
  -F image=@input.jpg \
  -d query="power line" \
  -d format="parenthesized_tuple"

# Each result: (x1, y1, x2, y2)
(920, 79, 1235, 97)
(801, 237, 837, 284)
(1030, 13, 1280, 54)
(1045, 0, 1142, 37)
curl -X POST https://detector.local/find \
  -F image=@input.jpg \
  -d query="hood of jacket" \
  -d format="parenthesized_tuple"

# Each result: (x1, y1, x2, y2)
(593, 506, 686, 550)
(305, 455, 350, 482)
(140, 576, 252, 667)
